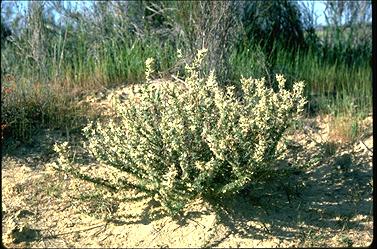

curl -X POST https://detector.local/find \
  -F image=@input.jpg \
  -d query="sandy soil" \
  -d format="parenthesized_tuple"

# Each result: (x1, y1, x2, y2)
(1, 85, 373, 248)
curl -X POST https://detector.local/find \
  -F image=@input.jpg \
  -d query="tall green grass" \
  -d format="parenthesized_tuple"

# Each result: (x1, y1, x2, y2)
(1, 35, 180, 143)
(273, 47, 371, 117)
(231, 44, 372, 118)
(1, 34, 372, 144)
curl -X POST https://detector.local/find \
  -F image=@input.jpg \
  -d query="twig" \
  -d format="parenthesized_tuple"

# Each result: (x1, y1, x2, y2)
(93, 222, 108, 237)
(303, 125, 322, 145)
(171, 74, 186, 84)
(43, 222, 106, 239)
(185, 216, 206, 228)
(148, 218, 168, 243)
(360, 139, 373, 154)
(261, 221, 270, 233)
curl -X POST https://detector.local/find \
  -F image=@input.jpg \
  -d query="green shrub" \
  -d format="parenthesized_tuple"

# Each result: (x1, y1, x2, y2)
(54, 49, 306, 215)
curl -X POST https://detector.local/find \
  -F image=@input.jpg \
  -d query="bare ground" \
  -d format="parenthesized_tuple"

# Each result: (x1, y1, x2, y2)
(1, 85, 373, 248)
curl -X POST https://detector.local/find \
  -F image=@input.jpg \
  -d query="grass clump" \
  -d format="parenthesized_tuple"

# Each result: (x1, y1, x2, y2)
(1, 78, 85, 144)
(54, 49, 306, 216)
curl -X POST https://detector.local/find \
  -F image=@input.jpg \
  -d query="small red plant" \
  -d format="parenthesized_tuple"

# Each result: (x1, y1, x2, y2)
(3, 87, 13, 94)
(1, 123, 9, 140)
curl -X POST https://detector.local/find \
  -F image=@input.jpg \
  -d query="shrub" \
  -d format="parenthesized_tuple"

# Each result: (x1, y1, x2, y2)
(54, 49, 306, 215)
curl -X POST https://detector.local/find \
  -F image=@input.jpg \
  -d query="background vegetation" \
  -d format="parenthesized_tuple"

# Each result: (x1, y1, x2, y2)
(1, 0, 372, 143)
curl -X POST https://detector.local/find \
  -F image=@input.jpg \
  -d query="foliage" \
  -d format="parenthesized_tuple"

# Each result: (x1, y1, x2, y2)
(167, 1, 243, 84)
(240, 0, 306, 54)
(304, 1, 372, 67)
(0, 21, 12, 45)
(0, 1, 372, 143)
(54, 50, 306, 215)
(271, 45, 372, 116)
(0, 1, 177, 142)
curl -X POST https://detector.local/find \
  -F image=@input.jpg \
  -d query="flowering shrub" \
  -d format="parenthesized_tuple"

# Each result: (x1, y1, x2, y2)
(54, 49, 306, 215)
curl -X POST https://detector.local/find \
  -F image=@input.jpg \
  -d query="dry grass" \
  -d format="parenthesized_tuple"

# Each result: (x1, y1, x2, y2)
(328, 116, 361, 144)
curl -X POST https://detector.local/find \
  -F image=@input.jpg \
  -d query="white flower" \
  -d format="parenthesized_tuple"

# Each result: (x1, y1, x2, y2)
(177, 49, 183, 59)
(276, 74, 286, 90)
(145, 58, 155, 82)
